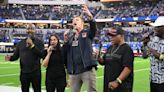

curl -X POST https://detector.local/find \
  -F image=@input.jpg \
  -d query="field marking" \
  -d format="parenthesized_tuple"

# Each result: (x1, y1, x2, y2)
(0, 67, 149, 78)
(82, 68, 150, 92)
(0, 85, 47, 92)
(96, 76, 103, 79)
(0, 73, 19, 77)
(0, 82, 14, 86)
(0, 68, 150, 91)
(97, 66, 104, 68)
(134, 60, 149, 63)
(41, 86, 45, 89)
(0, 66, 19, 69)
(96, 68, 150, 79)
(0, 70, 46, 77)
(0, 62, 19, 64)
(134, 68, 149, 72)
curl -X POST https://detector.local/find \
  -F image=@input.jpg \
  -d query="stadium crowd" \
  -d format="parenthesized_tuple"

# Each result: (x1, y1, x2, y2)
(0, 1, 163, 20)
(0, 25, 154, 43)
(0, 1, 164, 92)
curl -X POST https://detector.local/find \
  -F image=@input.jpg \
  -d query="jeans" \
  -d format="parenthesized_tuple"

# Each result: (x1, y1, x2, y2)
(69, 67, 97, 92)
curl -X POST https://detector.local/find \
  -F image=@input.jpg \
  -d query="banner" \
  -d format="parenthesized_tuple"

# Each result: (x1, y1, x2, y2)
(0, 19, 6, 23)
(96, 16, 159, 22)
(8, 0, 86, 5)
(101, 0, 125, 2)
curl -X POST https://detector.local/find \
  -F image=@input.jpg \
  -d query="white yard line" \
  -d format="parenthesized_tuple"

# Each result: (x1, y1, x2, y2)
(0, 86, 46, 92)
(0, 62, 19, 64)
(134, 68, 149, 72)
(97, 65, 104, 68)
(82, 68, 150, 92)
(0, 73, 19, 77)
(0, 66, 19, 69)
(134, 60, 149, 63)
(0, 71, 46, 77)
(41, 86, 45, 89)
(96, 76, 104, 79)
(0, 68, 149, 92)
(0, 82, 14, 86)
(96, 68, 150, 79)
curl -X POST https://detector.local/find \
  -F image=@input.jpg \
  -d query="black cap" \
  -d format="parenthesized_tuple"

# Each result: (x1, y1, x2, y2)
(107, 26, 124, 36)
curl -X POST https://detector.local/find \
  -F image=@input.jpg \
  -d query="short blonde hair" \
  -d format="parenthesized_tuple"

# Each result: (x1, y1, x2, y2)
(73, 16, 84, 24)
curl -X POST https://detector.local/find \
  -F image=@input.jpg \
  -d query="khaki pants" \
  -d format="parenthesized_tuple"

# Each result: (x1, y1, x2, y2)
(69, 67, 97, 92)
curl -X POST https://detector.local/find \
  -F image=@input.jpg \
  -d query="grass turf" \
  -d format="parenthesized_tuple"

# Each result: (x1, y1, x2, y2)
(0, 54, 150, 92)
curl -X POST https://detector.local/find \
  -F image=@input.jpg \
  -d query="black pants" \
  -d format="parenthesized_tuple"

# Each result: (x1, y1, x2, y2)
(151, 82, 164, 92)
(46, 77, 66, 92)
(107, 88, 132, 92)
(20, 70, 41, 92)
(104, 85, 132, 92)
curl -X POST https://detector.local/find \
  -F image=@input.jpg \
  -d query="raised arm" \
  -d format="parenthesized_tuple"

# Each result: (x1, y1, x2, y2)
(82, 5, 97, 39)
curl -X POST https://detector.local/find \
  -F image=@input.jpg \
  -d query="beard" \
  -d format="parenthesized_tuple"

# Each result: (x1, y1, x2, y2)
(155, 33, 164, 38)
(27, 32, 34, 37)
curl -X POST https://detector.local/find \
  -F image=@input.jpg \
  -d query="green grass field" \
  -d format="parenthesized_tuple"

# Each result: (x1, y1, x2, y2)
(0, 54, 150, 92)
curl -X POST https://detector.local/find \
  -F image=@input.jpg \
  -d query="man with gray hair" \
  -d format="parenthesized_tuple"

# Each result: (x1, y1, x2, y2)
(5, 23, 44, 92)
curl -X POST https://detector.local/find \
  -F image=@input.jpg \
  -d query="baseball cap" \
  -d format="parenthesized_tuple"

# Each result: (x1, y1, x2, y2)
(150, 16, 164, 27)
(107, 26, 124, 36)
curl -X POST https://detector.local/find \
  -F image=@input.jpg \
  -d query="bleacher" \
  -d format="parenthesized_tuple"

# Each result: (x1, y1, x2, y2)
(0, 1, 163, 20)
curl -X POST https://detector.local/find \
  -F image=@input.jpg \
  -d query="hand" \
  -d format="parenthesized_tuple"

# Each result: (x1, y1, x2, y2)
(26, 37, 34, 48)
(148, 48, 158, 56)
(64, 30, 69, 43)
(97, 57, 104, 63)
(66, 80, 71, 88)
(92, 50, 99, 58)
(142, 37, 150, 46)
(82, 5, 93, 20)
(108, 81, 119, 90)
(5, 55, 11, 61)
(148, 48, 160, 59)
(47, 46, 54, 55)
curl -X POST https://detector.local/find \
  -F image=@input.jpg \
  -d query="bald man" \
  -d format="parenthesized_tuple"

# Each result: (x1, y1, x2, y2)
(5, 24, 44, 92)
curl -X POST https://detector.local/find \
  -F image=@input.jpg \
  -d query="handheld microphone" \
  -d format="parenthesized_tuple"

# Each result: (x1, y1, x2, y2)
(97, 41, 103, 59)
(68, 28, 76, 38)
(49, 45, 55, 51)
(80, 11, 84, 17)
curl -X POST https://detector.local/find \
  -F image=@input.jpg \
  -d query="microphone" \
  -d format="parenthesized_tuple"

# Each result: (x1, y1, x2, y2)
(97, 41, 103, 59)
(49, 45, 55, 51)
(68, 28, 76, 38)
(80, 11, 84, 17)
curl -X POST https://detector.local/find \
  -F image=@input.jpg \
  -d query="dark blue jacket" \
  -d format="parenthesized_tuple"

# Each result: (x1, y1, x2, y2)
(63, 20, 97, 74)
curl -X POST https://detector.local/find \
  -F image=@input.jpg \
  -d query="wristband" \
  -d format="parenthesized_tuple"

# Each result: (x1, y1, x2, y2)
(159, 54, 164, 61)
(116, 78, 122, 84)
